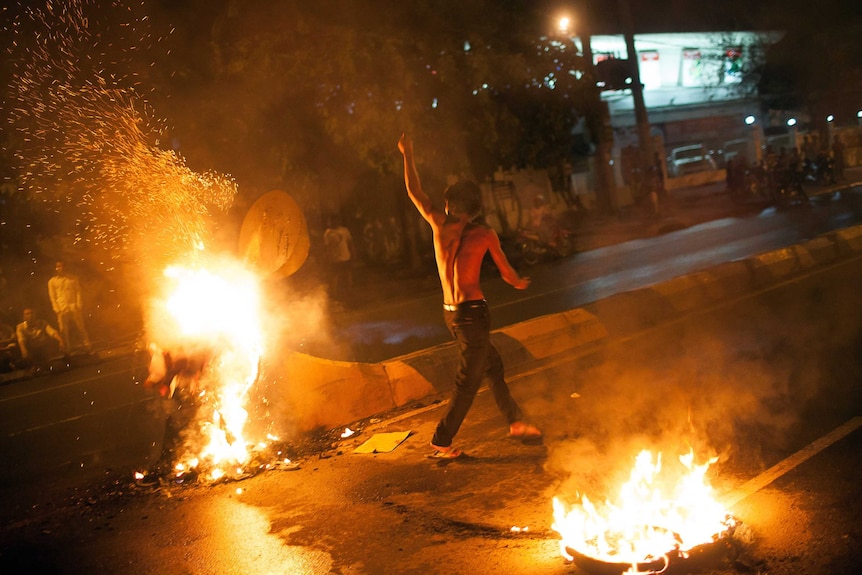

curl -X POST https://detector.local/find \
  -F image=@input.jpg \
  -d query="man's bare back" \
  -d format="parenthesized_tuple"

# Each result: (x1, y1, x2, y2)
(435, 221, 491, 304)
(398, 133, 529, 304)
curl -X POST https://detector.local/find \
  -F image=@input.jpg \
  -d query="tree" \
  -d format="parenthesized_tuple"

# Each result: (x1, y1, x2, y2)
(3, 0, 603, 274)
(758, 21, 862, 131)
(145, 1, 602, 269)
(152, 1, 597, 187)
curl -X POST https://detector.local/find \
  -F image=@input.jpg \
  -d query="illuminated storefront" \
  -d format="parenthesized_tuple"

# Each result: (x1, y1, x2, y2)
(586, 31, 783, 162)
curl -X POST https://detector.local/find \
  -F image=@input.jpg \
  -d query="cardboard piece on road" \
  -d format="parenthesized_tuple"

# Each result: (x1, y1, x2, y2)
(354, 431, 412, 454)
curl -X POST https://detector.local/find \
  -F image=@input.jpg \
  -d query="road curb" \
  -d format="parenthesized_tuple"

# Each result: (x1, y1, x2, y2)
(279, 222, 862, 432)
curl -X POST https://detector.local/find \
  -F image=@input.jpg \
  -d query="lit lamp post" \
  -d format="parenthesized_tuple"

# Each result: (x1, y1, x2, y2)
(556, 13, 615, 214)
(788, 117, 800, 152)
(745, 114, 763, 163)
(558, 15, 572, 35)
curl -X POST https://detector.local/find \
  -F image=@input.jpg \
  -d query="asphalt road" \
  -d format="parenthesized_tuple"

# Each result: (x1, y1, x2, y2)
(312, 185, 862, 363)
(0, 351, 161, 516)
(0, 239, 860, 574)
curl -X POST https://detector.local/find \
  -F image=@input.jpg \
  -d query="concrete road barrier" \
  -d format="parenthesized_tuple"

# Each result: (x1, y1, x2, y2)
(829, 226, 862, 254)
(275, 223, 862, 433)
(746, 247, 803, 287)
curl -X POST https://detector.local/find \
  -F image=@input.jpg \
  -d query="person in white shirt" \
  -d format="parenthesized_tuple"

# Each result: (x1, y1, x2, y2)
(47, 261, 91, 352)
(323, 216, 355, 302)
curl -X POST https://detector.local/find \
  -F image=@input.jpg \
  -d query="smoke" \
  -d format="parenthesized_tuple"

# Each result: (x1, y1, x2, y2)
(263, 282, 336, 355)
(544, 274, 862, 500)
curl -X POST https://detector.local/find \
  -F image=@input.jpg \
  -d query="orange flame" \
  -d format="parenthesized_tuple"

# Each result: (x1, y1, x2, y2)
(552, 449, 735, 570)
(148, 255, 266, 482)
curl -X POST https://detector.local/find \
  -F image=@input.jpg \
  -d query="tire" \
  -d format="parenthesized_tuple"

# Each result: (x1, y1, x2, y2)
(519, 240, 541, 266)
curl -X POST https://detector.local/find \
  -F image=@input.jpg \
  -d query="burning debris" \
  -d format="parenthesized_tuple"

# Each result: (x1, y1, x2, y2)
(6, 2, 314, 487)
(143, 255, 273, 483)
(552, 449, 738, 575)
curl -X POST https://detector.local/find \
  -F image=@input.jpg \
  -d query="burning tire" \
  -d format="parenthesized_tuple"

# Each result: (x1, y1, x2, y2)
(565, 528, 737, 575)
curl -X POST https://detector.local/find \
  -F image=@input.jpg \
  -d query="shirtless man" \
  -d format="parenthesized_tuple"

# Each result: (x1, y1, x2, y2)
(398, 133, 542, 459)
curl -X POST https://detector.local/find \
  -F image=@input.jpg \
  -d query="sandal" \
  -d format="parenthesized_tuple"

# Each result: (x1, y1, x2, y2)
(509, 421, 543, 442)
(428, 443, 463, 459)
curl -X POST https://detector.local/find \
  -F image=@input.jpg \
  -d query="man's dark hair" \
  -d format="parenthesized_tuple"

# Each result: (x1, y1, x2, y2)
(444, 181, 482, 218)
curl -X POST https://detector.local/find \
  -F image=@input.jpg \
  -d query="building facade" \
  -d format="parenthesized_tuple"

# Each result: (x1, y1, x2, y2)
(588, 31, 783, 165)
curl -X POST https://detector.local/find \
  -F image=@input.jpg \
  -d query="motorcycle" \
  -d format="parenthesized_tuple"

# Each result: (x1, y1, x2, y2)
(516, 226, 576, 266)
(771, 168, 810, 208)
(738, 165, 809, 208)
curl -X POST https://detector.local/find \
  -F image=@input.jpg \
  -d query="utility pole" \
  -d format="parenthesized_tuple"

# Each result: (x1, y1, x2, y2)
(618, 0, 653, 167)
(581, 33, 615, 214)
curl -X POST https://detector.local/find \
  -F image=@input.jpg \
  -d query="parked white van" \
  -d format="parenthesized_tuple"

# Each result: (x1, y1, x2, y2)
(668, 144, 717, 177)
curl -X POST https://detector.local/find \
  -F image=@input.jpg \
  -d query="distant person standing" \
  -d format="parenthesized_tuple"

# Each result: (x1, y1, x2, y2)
(48, 261, 91, 352)
(528, 194, 555, 244)
(323, 215, 355, 302)
(649, 151, 666, 215)
(802, 134, 817, 164)
(832, 135, 846, 182)
(725, 158, 737, 197)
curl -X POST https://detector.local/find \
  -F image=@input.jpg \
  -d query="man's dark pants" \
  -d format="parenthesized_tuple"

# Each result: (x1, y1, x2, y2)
(432, 300, 523, 448)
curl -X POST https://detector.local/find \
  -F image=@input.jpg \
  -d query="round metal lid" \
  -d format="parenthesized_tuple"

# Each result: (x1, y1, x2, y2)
(238, 190, 309, 278)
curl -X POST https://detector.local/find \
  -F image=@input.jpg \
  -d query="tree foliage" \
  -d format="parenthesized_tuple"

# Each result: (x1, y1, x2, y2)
(757, 13, 862, 127)
(153, 0, 596, 195)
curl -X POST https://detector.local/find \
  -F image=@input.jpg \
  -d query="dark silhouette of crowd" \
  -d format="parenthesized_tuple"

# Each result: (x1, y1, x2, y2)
(0, 318, 20, 373)
(725, 133, 848, 206)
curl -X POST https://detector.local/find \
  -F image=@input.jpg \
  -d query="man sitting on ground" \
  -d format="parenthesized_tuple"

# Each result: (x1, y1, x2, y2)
(16, 307, 64, 371)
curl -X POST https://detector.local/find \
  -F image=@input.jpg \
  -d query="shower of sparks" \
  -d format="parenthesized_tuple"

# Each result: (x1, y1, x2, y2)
(4, 0, 236, 272)
(4, 2, 277, 481)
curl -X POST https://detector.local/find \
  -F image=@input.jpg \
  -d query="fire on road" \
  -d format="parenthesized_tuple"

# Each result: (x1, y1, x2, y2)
(1, 255, 860, 575)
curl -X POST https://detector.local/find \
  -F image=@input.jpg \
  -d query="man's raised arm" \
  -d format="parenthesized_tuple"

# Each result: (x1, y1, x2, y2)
(398, 133, 439, 224)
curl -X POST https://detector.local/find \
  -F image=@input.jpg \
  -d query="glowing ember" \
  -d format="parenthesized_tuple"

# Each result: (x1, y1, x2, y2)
(6, 1, 236, 275)
(341, 427, 355, 438)
(148, 256, 267, 482)
(552, 449, 735, 570)
(7, 1, 280, 484)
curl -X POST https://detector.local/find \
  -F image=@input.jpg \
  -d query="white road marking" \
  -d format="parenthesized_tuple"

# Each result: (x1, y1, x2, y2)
(722, 416, 862, 508)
